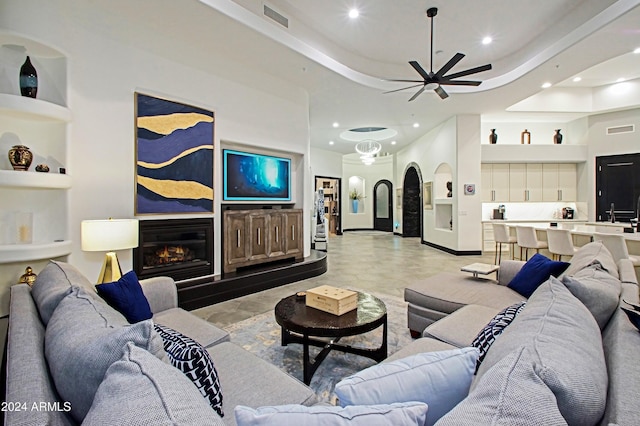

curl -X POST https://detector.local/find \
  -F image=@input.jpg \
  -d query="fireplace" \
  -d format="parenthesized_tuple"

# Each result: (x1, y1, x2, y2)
(133, 218, 213, 282)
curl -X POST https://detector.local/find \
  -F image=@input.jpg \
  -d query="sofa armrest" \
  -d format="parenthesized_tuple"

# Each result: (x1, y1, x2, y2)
(497, 260, 525, 286)
(618, 259, 638, 285)
(140, 276, 178, 314)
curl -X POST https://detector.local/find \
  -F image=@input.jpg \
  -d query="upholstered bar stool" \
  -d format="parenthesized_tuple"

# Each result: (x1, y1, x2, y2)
(492, 223, 517, 265)
(593, 233, 640, 266)
(515, 226, 548, 261)
(546, 228, 578, 261)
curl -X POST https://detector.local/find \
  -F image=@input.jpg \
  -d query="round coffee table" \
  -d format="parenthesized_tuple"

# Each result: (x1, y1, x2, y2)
(274, 291, 387, 385)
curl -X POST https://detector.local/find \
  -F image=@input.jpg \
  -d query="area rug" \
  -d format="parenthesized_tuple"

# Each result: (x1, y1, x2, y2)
(222, 290, 413, 403)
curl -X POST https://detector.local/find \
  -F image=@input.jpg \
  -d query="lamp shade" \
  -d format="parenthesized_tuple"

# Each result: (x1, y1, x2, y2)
(81, 219, 139, 252)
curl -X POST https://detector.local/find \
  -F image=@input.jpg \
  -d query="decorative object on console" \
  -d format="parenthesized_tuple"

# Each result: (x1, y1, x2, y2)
(521, 129, 531, 144)
(35, 164, 49, 172)
(18, 266, 37, 286)
(19, 55, 37, 98)
(81, 218, 139, 284)
(135, 93, 214, 214)
(489, 129, 497, 144)
(553, 129, 563, 144)
(8, 144, 33, 171)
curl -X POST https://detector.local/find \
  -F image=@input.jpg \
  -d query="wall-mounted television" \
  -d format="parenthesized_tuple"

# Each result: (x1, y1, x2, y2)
(223, 149, 292, 202)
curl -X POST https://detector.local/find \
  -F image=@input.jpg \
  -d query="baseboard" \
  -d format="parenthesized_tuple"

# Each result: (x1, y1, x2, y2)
(342, 228, 375, 232)
(421, 240, 482, 256)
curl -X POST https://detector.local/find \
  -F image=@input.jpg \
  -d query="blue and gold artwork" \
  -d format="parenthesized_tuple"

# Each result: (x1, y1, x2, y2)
(135, 93, 214, 214)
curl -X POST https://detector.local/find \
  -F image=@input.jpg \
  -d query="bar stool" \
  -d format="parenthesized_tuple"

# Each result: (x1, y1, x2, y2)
(593, 233, 640, 266)
(492, 223, 517, 265)
(515, 226, 548, 261)
(546, 228, 578, 261)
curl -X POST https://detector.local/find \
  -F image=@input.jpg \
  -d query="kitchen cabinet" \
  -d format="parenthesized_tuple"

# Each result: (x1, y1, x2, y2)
(543, 163, 577, 201)
(509, 164, 543, 202)
(481, 163, 510, 202)
(223, 209, 303, 273)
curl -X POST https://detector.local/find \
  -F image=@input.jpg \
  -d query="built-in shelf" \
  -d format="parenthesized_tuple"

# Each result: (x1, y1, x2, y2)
(0, 240, 72, 264)
(0, 170, 72, 189)
(0, 94, 71, 122)
(434, 198, 453, 205)
(481, 144, 588, 163)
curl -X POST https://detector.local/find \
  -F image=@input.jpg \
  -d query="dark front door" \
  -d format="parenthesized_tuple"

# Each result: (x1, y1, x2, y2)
(402, 167, 421, 237)
(373, 180, 393, 232)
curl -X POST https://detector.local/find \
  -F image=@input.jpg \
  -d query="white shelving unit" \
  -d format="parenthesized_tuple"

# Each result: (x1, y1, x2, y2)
(0, 32, 71, 265)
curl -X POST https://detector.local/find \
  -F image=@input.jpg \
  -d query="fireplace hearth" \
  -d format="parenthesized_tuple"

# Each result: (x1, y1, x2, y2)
(134, 218, 213, 282)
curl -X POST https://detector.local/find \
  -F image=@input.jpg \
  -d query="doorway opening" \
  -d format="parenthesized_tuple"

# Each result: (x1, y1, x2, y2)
(315, 176, 342, 235)
(373, 180, 393, 232)
(402, 165, 422, 237)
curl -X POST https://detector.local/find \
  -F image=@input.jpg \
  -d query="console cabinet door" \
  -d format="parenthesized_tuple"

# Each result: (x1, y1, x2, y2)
(224, 212, 249, 272)
(248, 212, 269, 261)
(269, 212, 285, 257)
(283, 211, 302, 257)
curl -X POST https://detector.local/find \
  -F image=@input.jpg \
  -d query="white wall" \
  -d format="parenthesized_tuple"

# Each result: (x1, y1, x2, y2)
(0, 0, 312, 300)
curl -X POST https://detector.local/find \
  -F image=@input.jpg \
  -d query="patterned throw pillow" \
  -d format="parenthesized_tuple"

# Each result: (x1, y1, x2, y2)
(154, 323, 224, 417)
(471, 301, 526, 372)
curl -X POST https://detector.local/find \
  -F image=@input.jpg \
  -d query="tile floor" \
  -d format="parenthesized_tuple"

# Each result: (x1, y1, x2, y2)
(193, 231, 495, 328)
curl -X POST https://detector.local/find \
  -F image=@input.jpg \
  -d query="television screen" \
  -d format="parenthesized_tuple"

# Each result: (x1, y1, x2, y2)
(223, 149, 291, 202)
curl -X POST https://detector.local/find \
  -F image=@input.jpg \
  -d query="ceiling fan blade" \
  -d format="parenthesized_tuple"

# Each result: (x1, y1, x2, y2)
(386, 79, 425, 83)
(444, 63, 492, 80)
(434, 53, 465, 78)
(383, 84, 425, 94)
(434, 86, 449, 99)
(408, 86, 427, 102)
(439, 80, 482, 86)
(409, 61, 431, 81)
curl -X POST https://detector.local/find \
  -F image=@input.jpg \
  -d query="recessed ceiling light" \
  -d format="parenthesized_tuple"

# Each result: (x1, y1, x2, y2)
(329, 141, 334, 145)
(541, 82, 552, 89)
(634, 47, 640, 54)
(413, 123, 420, 128)
(332, 122, 339, 128)
(572, 76, 582, 82)
(482, 36, 492, 45)
(348, 8, 359, 19)
(616, 78, 625, 83)
(391, 141, 396, 145)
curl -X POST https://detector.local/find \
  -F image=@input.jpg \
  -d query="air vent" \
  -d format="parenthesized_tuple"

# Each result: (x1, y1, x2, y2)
(606, 124, 635, 135)
(263, 4, 289, 28)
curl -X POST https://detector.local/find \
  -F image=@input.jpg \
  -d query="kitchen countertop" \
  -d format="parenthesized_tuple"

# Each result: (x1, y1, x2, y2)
(482, 219, 587, 223)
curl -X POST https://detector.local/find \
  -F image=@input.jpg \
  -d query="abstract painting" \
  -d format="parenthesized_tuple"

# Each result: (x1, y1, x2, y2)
(135, 93, 214, 214)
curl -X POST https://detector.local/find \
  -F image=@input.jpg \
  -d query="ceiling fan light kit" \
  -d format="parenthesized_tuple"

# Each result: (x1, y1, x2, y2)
(385, 7, 492, 101)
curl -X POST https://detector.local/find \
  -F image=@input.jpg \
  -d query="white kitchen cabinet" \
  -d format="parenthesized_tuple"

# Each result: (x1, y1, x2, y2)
(542, 163, 577, 201)
(481, 163, 510, 202)
(509, 164, 542, 202)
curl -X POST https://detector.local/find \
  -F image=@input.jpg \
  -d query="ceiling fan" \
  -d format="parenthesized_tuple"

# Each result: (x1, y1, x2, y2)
(385, 7, 492, 101)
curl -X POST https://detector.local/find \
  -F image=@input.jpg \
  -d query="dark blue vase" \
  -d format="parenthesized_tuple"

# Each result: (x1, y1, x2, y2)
(19, 56, 38, 98)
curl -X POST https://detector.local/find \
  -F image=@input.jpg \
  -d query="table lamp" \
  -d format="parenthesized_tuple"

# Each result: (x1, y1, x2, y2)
(81, 218, 139, 284)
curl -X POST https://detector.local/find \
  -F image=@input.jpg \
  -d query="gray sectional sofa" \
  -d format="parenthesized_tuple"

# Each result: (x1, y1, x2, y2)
(396, 241, 640, 425)
(5, 260, 316, 426)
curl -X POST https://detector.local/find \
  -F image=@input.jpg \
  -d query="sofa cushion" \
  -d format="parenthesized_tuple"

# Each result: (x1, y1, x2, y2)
(471, 301, 526, 371)
(45, 286, 166, 422)
(96, 270, 153, 323)
(154, 323, 224, 417)
(562, 241, 618, 279)
(31, 260, 96, 325)
(335, 347, 478, 426)
(507, 253, 569, 298)
(234, 402, 428, 426)
(562, 264, 621, 329)
(423, 304, 502, 348)
(83, 342, 225, 426)
(475, 277, 607, 426)
(385, 337, 457, 363)
(154, 307, 230, 348)
(436, 346, 567, 426)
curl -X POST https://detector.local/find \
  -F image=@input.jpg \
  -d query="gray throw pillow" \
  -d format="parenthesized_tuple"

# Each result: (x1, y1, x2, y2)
(475, 277, 607, 426)
(562, 264, 621, 329)
(45, 286, 166, 422)
(83, 343, 224, 426)
(31, 260, 96, 325)
(436, 346, 567, 426)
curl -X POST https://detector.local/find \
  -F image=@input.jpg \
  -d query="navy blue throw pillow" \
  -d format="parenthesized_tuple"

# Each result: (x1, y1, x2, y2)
(96, 270, 153, 323)
(154, 323, 224, 417)
(507, 253, 569, 298)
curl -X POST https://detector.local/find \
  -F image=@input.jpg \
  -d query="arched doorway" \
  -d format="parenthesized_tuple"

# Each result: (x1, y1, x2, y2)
(373, 180, 393, 232)
(402, 165, 422, 237)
